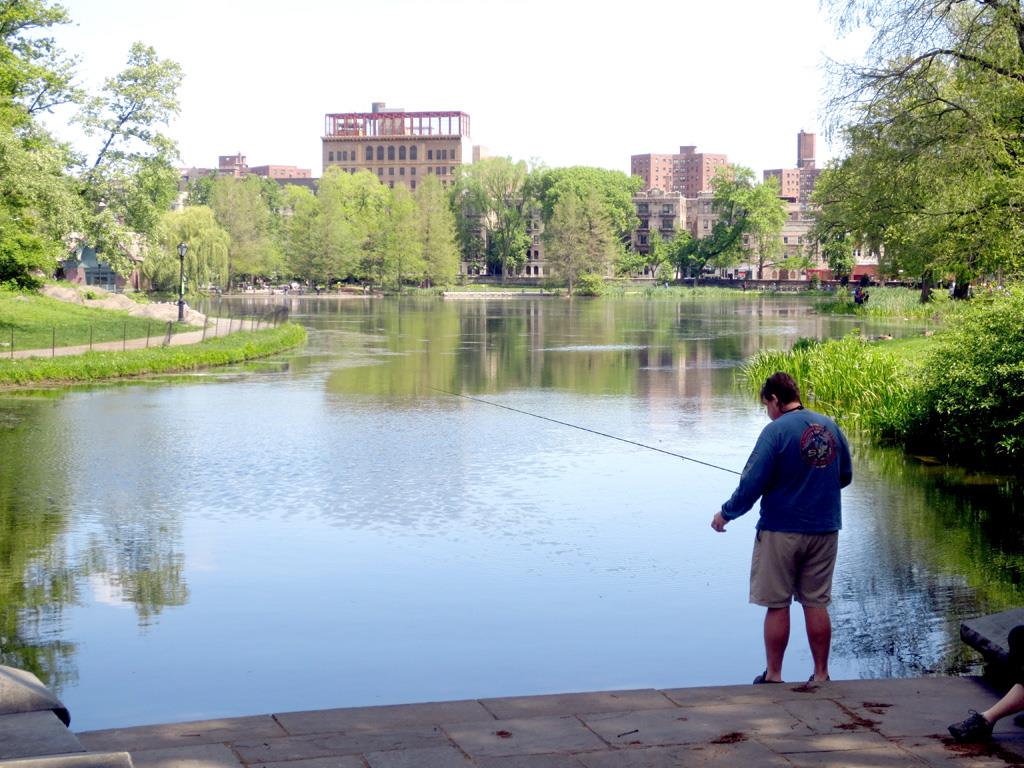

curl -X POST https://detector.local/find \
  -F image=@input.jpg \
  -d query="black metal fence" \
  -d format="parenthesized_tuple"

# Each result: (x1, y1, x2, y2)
(3, 306, 291, 359)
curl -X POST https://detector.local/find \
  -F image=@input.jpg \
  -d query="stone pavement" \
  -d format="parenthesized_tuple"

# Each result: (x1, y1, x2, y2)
(76, 677, 1024, 767)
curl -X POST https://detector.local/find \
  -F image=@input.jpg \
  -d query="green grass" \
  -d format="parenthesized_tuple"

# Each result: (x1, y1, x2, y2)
(0, 323, 307, 387)
(815, 286, 958, 320)
(0, 288, 190, 351)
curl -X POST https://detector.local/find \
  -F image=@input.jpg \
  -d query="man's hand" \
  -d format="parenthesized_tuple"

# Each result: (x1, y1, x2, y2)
(711, 511, 729, 532)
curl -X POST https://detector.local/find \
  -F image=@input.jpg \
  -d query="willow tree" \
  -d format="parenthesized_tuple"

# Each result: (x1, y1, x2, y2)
(146, 206, 230, 292)
(455, 157, 531, 281)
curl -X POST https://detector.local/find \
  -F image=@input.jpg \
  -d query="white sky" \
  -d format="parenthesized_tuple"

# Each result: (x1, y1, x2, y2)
(46, 0, 867, 177)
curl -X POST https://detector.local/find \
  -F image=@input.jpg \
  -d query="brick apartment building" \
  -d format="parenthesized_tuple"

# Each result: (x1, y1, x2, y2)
(764, 130, 820, 206)
(321, 102, 473, 190)
(630, 146, 729, 197)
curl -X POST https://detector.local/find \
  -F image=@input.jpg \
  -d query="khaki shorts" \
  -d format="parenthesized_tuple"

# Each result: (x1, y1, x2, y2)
(749, 530, 838, 609)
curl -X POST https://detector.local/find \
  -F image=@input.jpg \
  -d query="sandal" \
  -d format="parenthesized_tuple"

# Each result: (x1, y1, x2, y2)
(808, 674, 831, 682)
(753, 670, 783, 684)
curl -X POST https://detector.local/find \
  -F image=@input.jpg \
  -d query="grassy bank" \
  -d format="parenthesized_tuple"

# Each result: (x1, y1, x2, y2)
(0, 323, 307, 387)
(0, 288, 190, 351)
(739, 285, 1024, 469)
(815, 286, 957, 319)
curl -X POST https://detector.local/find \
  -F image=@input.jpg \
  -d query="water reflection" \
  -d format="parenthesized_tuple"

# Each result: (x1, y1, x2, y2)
(0, 294, 1012, 730)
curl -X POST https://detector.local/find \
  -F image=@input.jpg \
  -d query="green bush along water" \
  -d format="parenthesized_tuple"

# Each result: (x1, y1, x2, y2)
(815, 285, 957, 320)
(0, 323, 307, 386)
(742, 285, 1024, 470)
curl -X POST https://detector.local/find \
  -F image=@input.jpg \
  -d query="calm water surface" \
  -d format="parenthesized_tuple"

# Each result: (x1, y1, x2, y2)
(1, 295, 1021, 731)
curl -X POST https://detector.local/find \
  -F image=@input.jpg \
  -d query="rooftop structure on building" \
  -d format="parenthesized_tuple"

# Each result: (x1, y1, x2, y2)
(322, 102, 475, 189)
(764, 131, 821, 206)
(631, 146, 728, 197)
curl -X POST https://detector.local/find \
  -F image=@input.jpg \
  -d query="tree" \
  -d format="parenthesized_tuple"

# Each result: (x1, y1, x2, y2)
(740, 176, 788, 279)
(0, 0, 80, 128)
(819, 0, 1024, 290)
(75, 43, 183, 276)
(820, 234, 855, 284)
(144, 206, 229, 292)
(376, 184, 421, 290)
(455, 157, 531, 281)
(0, 1, 84, 287)
(531, 166, 641, 244)
(416, 175, 459, 287)
(0, 127, 83, 288)
(544, 188, 618, 295)
(209, 175, 281, 286)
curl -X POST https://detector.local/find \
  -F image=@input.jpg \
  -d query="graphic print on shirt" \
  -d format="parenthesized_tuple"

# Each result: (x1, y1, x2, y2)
(800, 423, 837, 467)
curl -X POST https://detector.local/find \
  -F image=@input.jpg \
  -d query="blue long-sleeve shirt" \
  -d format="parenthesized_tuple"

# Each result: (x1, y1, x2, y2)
(720, 407, 852, 533)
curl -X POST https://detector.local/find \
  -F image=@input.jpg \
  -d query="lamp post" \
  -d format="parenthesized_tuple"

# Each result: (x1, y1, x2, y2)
(177, 241, 188, 321)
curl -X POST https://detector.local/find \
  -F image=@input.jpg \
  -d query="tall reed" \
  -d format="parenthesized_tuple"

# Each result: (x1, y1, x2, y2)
(740, 334, 918, 436)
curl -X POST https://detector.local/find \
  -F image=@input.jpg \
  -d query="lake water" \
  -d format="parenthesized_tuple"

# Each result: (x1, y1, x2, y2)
(1, 294, 1020, 731)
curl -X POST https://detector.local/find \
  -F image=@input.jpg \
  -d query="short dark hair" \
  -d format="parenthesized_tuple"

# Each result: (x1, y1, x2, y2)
(760, 372, 801, 405)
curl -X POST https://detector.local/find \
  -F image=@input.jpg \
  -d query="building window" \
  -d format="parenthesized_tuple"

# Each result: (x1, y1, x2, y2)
(376, 146, 384, 161)
(388, 146, 395, 161)
(427, 167, 432, 174)
(638, 203, 648, 213)
(427, 149, 433, 160)
(388, 168, 394, 176)
(440, 149, 447, 160)
(410, 180, 416, 190)
(411, 168, 416, 175)
(399, 146, 406, 160)
(378, 167, 383, 175)
(639, 235, 648, 245)
(341, 150, 347, 161)
(389, 181, 394, 188)
(328, 151, 334, 161)
(661, 219, 673, 230)
(410, 146, 418, 160)
(400, 167, 405, 176)
(365, 146, 373, 161)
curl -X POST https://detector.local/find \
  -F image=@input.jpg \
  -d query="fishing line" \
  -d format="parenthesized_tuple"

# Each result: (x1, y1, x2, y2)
(429, 387, 741, 476)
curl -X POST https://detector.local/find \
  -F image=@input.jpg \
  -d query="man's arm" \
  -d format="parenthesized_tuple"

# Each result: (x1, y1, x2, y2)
(711, 429, 775, 531)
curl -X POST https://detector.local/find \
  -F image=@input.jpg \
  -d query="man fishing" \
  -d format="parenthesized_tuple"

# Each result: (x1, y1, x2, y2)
(711, 371, 852, 684)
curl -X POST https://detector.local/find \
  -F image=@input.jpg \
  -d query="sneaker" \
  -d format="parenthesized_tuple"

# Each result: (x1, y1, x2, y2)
(948, 711, 993, 743)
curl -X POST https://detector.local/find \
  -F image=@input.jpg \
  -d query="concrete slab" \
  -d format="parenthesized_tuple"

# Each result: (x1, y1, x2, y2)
(782, 745, 929, 767)
(755, 730, 895, 755)
(445, 715, 607, 758)
(575, 741, 792, 767)
(244, 758, 365, 768)
(274, 699, 494, 735)
(77, 715, 286, 752)
(0, 710, 84, 760)
(581, 708, 765, 749)
(891, 734, 1017, 767)
(231, 727, 449, 764)
(474, 756, 587, 768)
(364, 744, 475, 768)
(661, 681, 835, 708)
(0, 754, 132, 768)
(127, 743, 242, 768)
(961, 608, 1024, 667)
(0, 666, 70, 726)
(480, 691, 675, 721)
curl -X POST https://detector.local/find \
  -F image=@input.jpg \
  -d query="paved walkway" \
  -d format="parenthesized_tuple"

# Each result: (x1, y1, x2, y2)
(76, 677, 1024, 767)
(4, 316, 264, 360)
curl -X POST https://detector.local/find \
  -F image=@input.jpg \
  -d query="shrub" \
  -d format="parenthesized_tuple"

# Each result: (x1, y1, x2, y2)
(900, 286, 1024, 463)
(573, 274, 605, 296)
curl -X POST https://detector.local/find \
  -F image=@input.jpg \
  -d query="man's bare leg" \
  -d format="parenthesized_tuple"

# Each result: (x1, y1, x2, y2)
(803, 605, 831, 681)
(764, 606, 790, 681)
